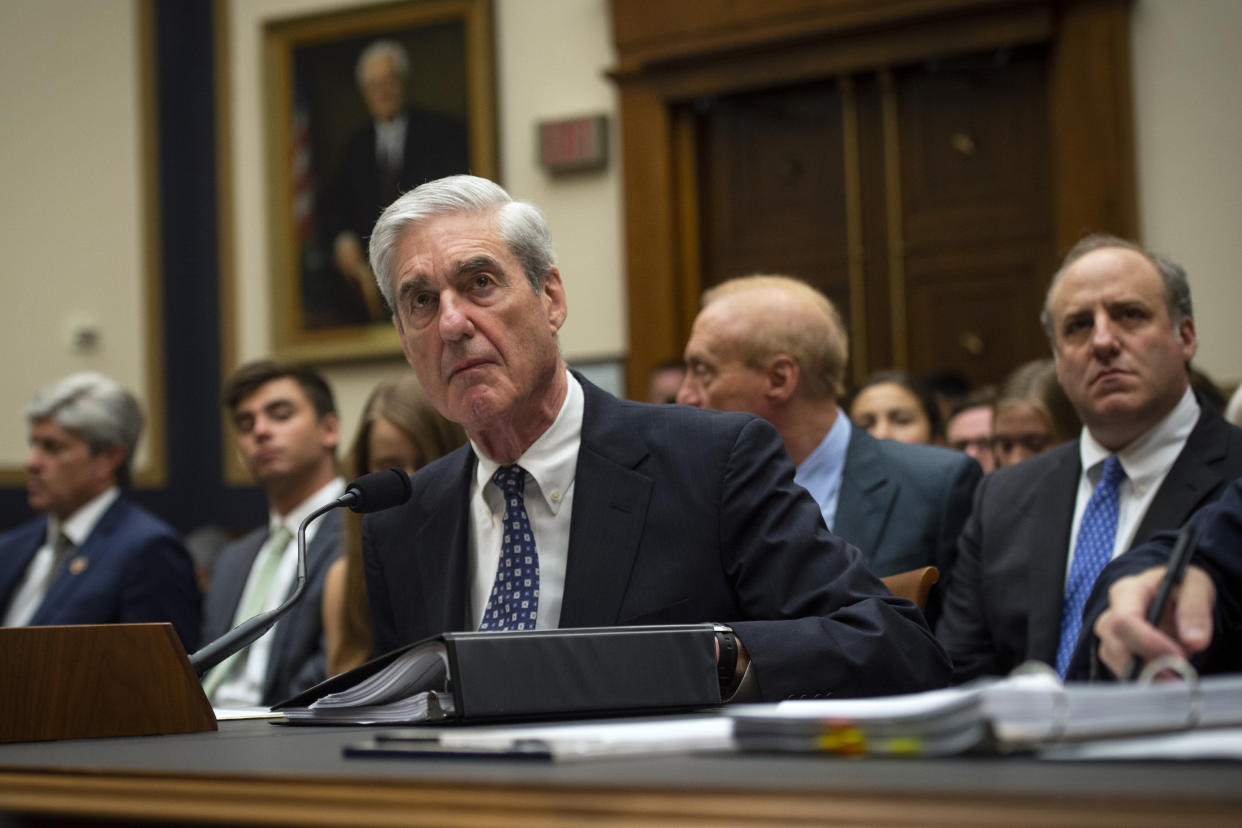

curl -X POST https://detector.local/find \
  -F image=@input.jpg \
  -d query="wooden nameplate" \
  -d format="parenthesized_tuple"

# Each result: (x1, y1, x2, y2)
(0, 623, 217, 743)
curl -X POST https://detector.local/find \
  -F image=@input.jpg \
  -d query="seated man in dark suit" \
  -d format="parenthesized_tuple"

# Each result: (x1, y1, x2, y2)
(676, 275, 981, 624)
(937, 234, 1242, 682)
(360, 175, 950, 702)
(201, 361, 344, 706)
(0, 373, 199, 648)
(1073, 475, 1242, 680)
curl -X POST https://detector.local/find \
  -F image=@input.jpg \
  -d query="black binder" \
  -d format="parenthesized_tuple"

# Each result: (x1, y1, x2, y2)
(275, 624, 722, 724)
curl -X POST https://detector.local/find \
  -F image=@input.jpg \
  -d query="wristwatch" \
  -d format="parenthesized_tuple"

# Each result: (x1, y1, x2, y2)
(713, 624, 738, 695)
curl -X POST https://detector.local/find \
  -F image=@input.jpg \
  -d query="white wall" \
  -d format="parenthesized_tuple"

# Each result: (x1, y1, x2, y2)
(0, 0, 153, 472)
(1130, 0, 1242, 384)
(1, 0, 1239, 471)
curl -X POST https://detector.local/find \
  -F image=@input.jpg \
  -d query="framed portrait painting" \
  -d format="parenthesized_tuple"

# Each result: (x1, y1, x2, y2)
(263, 0, 496, 361)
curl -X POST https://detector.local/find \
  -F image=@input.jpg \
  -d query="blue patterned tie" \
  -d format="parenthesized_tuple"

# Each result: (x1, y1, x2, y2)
(479, 464, 540, 631)
(1056, 455, 1125, 677)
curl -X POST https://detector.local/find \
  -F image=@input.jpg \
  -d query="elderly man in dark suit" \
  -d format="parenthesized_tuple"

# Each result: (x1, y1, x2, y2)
(201, 361, 344, 706)
(676, 275, 981, 625)
(361, 175, 950, 701)
(937, 234, 1242, 682)
(0, 373, 199, 649)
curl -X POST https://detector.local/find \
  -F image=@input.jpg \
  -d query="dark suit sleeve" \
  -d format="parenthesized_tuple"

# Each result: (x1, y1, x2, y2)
(1071, 477, 1242, 679)
(119, 531, 202, 652)
(721, 418, 952, 699)
(935, 475, 1002, 683)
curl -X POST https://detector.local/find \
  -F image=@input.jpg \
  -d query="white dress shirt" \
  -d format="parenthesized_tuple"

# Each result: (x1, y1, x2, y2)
(3, 486, 119, 627)
(468, 370, 583, 631)
(210, 476, 345, 707)
(1065, 386, 1200, 580)
(374, 113, 408, 172)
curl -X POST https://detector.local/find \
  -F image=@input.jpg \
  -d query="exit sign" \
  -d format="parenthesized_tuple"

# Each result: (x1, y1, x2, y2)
(538, 115, 608, 174)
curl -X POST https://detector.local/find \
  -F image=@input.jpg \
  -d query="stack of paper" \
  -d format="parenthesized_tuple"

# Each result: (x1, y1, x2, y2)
(730, 687, 987, 757)
(729, 673, 1242, 757)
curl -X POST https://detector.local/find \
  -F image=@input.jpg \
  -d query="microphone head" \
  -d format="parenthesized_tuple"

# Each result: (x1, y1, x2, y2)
(344, 468, 413, 514)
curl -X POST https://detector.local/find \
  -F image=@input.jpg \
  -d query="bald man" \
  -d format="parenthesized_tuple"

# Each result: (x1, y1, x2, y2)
(678, 275, 980, 622)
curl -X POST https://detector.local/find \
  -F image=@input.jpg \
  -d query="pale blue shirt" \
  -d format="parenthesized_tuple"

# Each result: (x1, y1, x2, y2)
(794, 411, 852, 531)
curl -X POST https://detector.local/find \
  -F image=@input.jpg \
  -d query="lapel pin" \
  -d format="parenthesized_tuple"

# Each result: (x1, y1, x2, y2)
(68, 556, 89, 576)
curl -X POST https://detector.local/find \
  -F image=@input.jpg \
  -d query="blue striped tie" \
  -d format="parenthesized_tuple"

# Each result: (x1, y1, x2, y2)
(1056, 455, 1125, 677)
(479, 465, 540, 631)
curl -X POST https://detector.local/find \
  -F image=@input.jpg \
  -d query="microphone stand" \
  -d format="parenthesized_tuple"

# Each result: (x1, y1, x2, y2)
(187, 502, 335, 676)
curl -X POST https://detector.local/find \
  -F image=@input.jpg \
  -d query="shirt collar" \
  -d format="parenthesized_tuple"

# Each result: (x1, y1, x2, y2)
(1079, 386, 1199, 487)
(52, 486, 120, 547)
(471, 369, 583, 516)
(270, 477, 347, 537)
(797, 409, 851, 480)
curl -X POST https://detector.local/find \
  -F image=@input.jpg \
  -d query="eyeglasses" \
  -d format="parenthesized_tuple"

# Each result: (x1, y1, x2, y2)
(989, 433, 1052, 457)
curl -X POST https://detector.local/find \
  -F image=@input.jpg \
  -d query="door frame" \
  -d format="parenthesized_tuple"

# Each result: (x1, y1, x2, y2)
(609, 0, 1135, 397)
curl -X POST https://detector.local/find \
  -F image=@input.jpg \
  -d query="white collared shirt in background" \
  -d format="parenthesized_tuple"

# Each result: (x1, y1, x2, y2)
(468, 370, 583, 631)
(210, 476, 345, 707)
(3, 486, 119, 626)
(1065, 386, 1199, 581)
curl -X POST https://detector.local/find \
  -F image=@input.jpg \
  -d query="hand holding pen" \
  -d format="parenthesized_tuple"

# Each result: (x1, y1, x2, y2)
(1094, 525, 1215, 680)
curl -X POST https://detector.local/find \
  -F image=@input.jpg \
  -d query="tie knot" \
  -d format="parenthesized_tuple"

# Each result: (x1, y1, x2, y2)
(1099, 455, 1125, 488)
(492, 464, 527, 497)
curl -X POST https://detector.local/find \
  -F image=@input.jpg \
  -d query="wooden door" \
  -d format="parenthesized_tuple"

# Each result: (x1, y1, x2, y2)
(610, 0, 1136, 399)
(691, 44, 1055, 388)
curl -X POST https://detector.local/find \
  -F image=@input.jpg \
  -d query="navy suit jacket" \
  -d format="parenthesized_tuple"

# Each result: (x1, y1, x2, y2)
(1070, 475, 1242, 679)
(937, 400, 1242, 683)
(833, 425, 981, 623)
(0, 497, 200, 650)
(201, 510, 342, 705)
(363, 375, 951, 702)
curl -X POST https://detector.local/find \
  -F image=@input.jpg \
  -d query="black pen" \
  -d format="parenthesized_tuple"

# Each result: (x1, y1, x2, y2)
(1123, 523, 1199, 681)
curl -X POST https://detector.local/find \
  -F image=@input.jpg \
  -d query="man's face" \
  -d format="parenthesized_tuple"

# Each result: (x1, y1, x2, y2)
(677, 300, 772, 416)
(232, 378, 339, 489)
(26, 418, 120, 520)
(389, 211, 567, 434)
(946, 404, 995, 473)
(1048, 247, 1195, 449)
(361, 54, 405, 122)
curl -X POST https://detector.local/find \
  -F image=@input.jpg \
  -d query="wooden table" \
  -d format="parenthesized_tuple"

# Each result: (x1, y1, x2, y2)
(1, 719, 1239, 826)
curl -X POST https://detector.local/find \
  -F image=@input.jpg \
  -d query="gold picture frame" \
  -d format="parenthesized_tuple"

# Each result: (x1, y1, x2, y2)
(263, 0, 496, 362)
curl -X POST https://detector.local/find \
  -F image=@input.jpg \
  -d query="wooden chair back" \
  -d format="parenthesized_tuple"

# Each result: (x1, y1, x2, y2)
(880, 565, 940, 612)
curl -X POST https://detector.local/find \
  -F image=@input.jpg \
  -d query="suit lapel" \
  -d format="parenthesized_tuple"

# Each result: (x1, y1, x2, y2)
(1133, 405, 1231, 544)
(265, 510, 342, 694)
(833, 427, 896, 566)
(411, 447, 474, 634)
(1024, 444, 1082, 663)
(559, 378, 652, 627)
(0, 519, 49, 611)
(35, 499, 128, 619)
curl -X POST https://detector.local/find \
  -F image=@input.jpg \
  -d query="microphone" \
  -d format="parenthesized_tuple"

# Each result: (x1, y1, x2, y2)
(188, 468, 412, 676)
(338, 467, 412, 514)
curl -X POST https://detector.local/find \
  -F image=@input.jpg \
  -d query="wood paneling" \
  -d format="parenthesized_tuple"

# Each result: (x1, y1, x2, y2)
(611, 0, 1134, 397)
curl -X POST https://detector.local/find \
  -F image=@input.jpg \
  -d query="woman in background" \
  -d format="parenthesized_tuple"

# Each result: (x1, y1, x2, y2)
(322, 374, 466, 675)
(848, 370, 943, 445)
(990, 358, 1080, 468)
